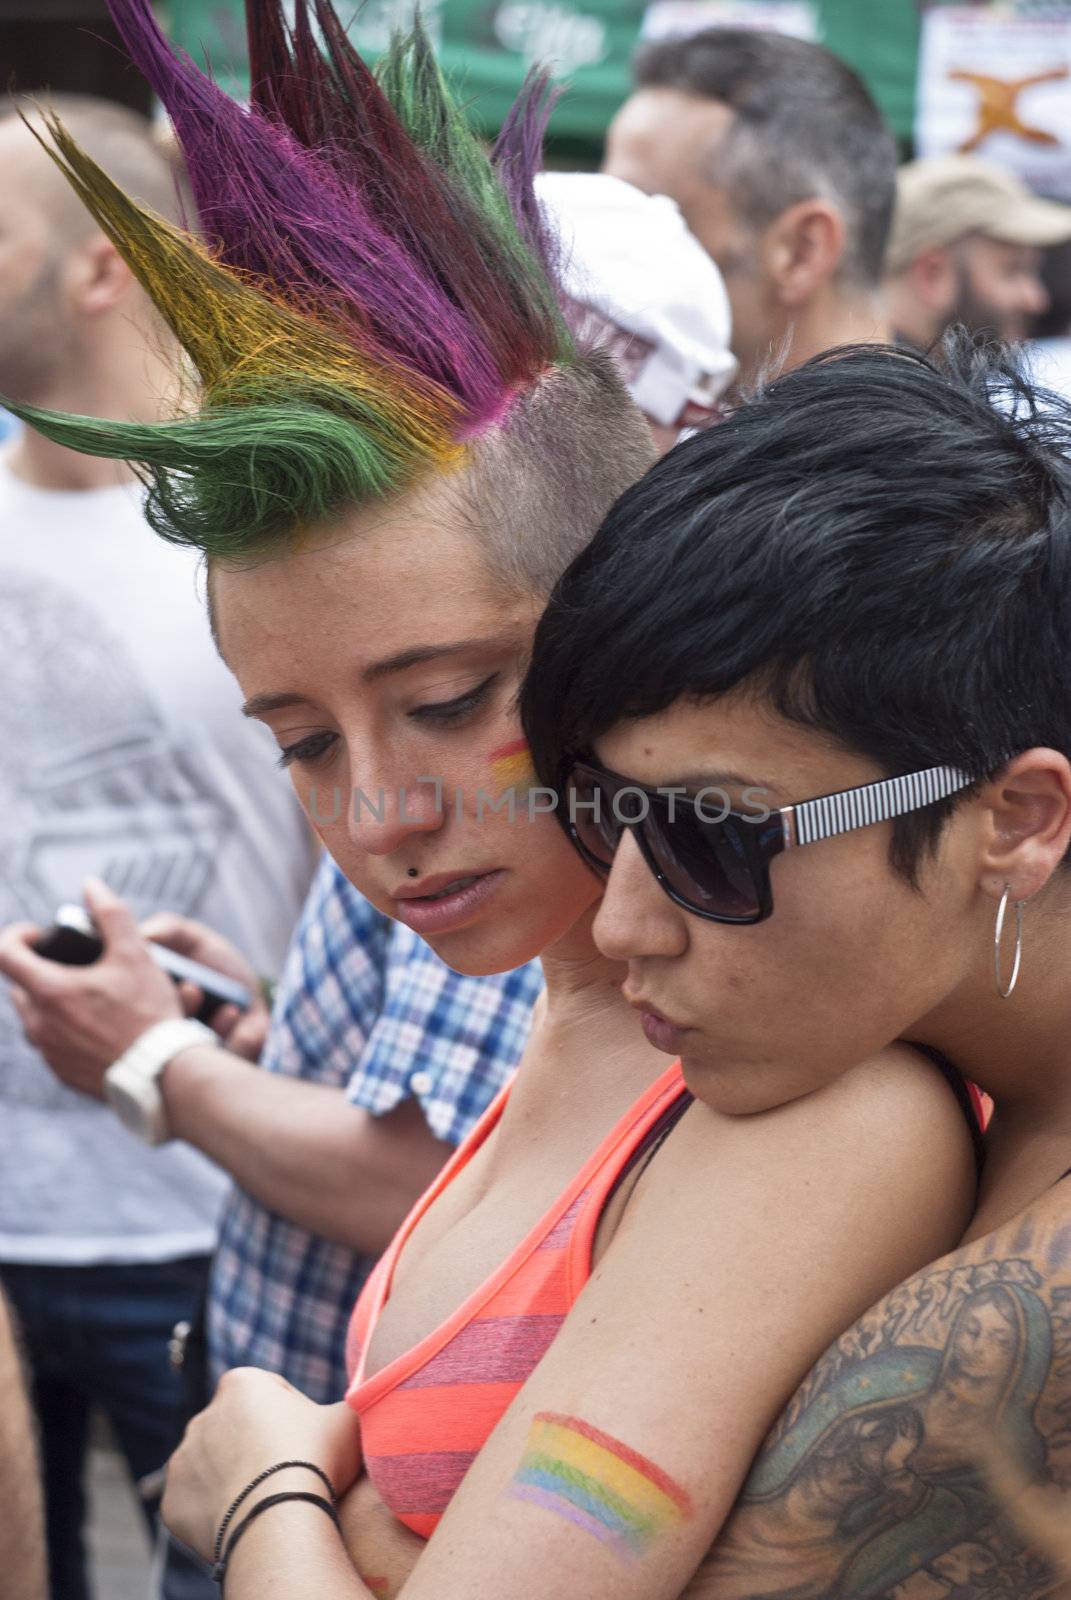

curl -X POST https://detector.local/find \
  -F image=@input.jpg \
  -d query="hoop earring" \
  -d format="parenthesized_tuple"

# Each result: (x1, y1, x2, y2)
(994, 884, 1026, 999)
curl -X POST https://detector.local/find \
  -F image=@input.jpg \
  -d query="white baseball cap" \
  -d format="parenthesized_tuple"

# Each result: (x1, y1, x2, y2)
(536, 171, 737, 427)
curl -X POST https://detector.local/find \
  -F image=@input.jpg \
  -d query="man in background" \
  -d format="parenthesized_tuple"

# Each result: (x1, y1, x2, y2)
(603, 27, 895, 384)
(0, 96, 317, 1599)
(886, 154, 1071, 351)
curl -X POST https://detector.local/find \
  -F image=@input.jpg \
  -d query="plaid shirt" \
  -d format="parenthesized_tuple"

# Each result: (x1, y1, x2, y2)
(208, 854, 543, 1400)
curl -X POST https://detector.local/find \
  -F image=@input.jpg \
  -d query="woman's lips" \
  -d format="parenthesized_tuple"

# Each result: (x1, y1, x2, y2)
(390, 869, 506, 936)
(636, 1004, 689, 1056)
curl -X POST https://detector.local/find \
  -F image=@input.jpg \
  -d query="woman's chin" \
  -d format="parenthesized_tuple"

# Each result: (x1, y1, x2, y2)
(422, 921, 545, 978)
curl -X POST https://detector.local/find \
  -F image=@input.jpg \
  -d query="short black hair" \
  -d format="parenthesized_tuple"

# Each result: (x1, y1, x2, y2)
(522, 335, 1071, 879)
(633, 28, 896, 286)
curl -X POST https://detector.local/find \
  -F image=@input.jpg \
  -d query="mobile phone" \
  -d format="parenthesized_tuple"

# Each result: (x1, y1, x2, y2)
(33, 905, 252, 1027)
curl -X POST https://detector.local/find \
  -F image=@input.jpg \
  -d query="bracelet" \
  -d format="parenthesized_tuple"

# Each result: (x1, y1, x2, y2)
(212, 1491, 340, 1590)
(213, 1459, 336, 1566)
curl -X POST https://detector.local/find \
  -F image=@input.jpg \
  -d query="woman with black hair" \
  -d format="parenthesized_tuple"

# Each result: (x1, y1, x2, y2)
(520, 336, 1071, 1598)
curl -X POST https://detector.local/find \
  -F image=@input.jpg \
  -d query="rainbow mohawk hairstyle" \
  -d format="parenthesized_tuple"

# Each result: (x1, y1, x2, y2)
(8, 0, 574, 557)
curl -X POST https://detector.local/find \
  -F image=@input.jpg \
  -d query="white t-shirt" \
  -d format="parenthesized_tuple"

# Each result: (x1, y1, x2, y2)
(0, 462, 319, 1264)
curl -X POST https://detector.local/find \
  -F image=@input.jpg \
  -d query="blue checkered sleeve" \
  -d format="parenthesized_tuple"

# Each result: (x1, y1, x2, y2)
(208, 854, 543, 1399)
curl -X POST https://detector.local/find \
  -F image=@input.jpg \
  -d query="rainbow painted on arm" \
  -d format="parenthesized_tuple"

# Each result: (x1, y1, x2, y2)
(507, 1412, 694, 1564)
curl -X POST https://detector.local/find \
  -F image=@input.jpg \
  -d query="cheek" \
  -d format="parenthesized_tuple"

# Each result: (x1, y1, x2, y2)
(680, 850, 969, 1101)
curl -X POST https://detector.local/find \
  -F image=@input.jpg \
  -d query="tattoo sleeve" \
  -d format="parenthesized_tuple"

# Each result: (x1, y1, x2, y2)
(688, 1197, 1071, 1600)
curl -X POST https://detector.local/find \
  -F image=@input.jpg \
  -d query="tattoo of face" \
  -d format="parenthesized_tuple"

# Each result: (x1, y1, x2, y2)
(507, 1411, 694, 1563)
(692, 1203, 1071, 1599)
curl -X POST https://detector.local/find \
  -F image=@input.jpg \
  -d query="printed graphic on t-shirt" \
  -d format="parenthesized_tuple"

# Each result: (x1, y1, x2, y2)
(0, 569, 234, 1111)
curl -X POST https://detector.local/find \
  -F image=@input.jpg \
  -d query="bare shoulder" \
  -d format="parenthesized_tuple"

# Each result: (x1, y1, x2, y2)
(689, 1184, 1071, 1599)
(637, 1039, 973, 1190)
(815, 1039, 975, 1129)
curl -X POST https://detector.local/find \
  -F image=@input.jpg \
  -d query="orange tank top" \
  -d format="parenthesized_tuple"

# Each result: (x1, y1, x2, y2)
(344, 1062, 688, 1538)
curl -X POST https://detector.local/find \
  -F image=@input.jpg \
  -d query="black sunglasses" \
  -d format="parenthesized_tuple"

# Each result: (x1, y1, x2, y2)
(560, 758, 972, 925)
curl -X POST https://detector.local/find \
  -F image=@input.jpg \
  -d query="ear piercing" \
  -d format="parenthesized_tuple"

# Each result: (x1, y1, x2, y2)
(407, 868, 419, 878)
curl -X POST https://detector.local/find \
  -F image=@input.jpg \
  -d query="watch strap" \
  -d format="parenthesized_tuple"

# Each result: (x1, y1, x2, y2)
(104, 1018, 218, 1146)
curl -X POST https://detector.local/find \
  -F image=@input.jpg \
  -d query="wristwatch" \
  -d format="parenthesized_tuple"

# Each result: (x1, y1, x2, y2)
(103, 1018, 219, 1146)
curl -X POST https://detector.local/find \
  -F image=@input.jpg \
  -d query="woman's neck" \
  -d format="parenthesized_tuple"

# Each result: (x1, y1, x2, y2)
(911, 903, 1071, 1210)
(524, 905, 672, 1110)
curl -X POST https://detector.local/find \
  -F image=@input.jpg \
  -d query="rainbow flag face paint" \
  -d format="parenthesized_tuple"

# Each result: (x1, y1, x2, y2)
(508, 1412, 694, 1563)
(488, 737, 536, 795)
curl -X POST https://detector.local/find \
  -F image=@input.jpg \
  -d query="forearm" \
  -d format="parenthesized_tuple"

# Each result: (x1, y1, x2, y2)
(0, 1296, 47, 1600)
(162, 1050, 450, 1253)
(339, 1471, 426, 1598)
(225, 1499, 373, 1600)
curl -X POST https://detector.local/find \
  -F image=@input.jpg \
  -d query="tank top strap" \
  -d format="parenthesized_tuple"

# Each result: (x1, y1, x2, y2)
(904, 1041, 986, 1176)
(564, 1067, 691, 1300)
(347, 1070, 517, 1389)
(348, 1062, 685, 1404)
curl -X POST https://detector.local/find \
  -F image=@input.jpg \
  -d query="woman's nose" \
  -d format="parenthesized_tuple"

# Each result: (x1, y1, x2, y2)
(299, 753, 446, 858)
(345, 770, 445, 857)
(592, 829, 689, 961)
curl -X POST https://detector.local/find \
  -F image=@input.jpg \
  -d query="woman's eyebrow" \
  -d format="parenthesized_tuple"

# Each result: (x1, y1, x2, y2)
(242, 691, 311, 718)
(641, 768, 777, 793)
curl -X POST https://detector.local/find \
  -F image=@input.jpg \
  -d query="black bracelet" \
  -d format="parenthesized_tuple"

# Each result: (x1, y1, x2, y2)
(212, 1490, 340, 1590)
(213, 1460, 337, 1565)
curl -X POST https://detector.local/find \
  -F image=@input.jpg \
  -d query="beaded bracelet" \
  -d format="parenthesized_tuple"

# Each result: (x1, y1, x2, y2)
(213, 1459, 337, 1567)
(212, 1489, 341, 1590)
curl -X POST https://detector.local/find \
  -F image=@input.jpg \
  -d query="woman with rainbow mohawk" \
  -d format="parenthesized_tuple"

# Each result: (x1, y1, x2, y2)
(7, 4, 977, 1597)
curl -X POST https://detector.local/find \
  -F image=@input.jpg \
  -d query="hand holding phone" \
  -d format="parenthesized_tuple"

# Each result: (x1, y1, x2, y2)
(34, 905, 252, 1027)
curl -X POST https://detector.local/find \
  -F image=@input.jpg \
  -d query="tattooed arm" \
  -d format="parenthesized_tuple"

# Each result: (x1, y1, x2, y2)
(688, 1187, 1071, 1600)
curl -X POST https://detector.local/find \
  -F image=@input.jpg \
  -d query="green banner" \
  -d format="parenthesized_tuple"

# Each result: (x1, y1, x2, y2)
(165, 1, 649, 148)
(166, 1, 1069, 150)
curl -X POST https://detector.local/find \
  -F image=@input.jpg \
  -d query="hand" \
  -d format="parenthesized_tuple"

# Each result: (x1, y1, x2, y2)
(139, 912, 271, 1062)
(0, 879, 181, 1098)
(162, 1368, 363, 1560)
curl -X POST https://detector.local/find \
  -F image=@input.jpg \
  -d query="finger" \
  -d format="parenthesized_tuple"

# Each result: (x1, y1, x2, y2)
(211, 1003, 240, 1040)
(8, 987, 36, 1033)
(229, 1013, 269, 1063)
(177, 981, 204, 1018)
(83, 877, 141, 955)
(0, 923, 58, 990)
(139, 912, 198, 954)
(9, 990, 43, 1047)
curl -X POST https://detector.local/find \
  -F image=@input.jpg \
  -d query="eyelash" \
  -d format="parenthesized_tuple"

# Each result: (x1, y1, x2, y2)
(409, 673, 499, 727)
(276, 731, 338, 770)
(275, 674, 499, 768)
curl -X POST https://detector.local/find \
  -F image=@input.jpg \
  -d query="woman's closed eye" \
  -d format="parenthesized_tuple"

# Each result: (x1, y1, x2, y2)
(276, 730, 338, 769)
(409, 672, 499, 727)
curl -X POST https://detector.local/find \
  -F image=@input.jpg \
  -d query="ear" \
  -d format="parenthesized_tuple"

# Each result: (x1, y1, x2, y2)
(761, 198, 844, 309)
(908, 246, 957, 317)
(62, 233, 134, 318)
(975, 749, 1071, 905)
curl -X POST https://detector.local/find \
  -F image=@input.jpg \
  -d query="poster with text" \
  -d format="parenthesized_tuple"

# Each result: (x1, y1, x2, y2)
(917, 5, 1071, 199)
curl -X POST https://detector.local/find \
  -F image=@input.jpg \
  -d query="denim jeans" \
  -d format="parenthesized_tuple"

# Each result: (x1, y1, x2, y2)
(1, 1256, 217, 1600)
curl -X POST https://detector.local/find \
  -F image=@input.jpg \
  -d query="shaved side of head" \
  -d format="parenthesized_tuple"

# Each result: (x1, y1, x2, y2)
(0, 93, 184, 240)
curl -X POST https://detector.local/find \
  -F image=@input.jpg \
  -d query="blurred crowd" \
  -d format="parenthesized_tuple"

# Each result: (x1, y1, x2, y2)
(1, 14, 1071, 1600)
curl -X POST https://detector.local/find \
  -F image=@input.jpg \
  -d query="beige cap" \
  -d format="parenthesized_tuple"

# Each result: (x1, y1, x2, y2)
(887, 155, 1071, 274)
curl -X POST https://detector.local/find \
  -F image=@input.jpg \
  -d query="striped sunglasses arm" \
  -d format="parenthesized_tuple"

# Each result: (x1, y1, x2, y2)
(789, 765, 973, 848)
